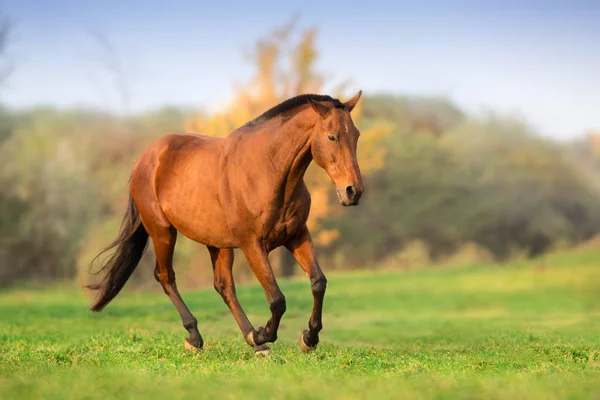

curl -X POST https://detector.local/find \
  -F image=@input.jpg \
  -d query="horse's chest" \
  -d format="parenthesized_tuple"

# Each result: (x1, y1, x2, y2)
(262, 201, 309, 251)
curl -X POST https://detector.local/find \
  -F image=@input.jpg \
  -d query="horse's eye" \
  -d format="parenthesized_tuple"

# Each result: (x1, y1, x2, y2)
(328, 135, 336, 142)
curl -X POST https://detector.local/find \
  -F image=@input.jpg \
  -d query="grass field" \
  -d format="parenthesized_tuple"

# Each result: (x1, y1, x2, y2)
(1, 248, 599, 399)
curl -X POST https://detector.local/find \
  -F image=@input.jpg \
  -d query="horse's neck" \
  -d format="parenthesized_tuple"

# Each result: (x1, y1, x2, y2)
(261, 118, 314, 200)
(281, 130, 313, 200)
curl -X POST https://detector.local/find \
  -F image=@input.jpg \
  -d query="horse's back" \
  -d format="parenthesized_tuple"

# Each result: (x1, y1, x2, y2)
(132, 133, 236, 247)
(133, 133, 223, 187)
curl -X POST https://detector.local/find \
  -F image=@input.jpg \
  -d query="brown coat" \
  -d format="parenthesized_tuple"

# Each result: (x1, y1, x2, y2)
(88, 92, 364, 354)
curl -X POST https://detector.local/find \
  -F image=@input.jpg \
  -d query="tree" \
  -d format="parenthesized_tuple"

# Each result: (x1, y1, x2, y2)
(0, 15, 13, 142)
(328, 97, 600, 265)
(186, 19, 389, 276)
(0, 15, 12, 86)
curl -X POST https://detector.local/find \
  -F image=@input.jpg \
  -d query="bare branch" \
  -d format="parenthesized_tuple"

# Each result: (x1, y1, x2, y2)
(87, 29, 131, 116)
(0, 15, 14, 85)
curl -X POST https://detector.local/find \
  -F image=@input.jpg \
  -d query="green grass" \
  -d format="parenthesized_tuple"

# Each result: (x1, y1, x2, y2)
(1, 249, 600, 399)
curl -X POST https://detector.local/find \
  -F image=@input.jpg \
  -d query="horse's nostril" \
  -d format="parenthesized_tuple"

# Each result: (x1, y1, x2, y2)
(346, 186, 355, 199)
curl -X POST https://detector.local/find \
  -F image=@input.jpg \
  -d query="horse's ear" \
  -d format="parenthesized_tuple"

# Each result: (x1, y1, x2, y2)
(309, 99, 330, 119)
(344, 90, 362, 112)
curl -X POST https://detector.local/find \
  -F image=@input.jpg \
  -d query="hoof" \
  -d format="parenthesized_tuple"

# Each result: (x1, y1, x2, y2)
(245, 331, 256, 346)
(299, 330, 317, 353)
(246, 327, 270, 346)
(254, 344, 271, 357)
(184, 338, 201, 352)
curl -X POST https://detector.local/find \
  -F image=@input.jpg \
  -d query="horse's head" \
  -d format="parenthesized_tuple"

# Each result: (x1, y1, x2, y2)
(309, 91, 364, 206)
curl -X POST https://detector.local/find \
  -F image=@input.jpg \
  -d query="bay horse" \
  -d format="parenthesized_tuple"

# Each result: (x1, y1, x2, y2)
(88, 91, 365, 354)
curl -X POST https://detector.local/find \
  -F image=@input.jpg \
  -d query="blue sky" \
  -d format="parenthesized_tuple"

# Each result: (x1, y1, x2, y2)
(2, 0, 599, 139)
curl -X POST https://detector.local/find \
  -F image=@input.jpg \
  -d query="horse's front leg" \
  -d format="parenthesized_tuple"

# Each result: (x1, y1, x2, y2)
(241, 240, 286, 346)
(285, 225, 327, 352)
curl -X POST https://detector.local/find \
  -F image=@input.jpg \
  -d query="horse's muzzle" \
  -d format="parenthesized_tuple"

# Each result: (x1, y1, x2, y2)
(336, 185, 363, 206)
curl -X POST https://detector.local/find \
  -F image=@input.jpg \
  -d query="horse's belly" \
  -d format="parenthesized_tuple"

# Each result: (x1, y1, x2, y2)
(170, 210, 236, 248)
(159, 181, 236, 248)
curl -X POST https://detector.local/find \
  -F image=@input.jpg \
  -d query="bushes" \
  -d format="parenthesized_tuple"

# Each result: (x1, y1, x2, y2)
(1, 96, 599, 287)
(0, 110, 99, 285)
(327, 97, 600, 267)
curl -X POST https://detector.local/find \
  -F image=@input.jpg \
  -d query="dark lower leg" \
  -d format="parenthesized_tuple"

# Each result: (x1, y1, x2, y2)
(208, 247, 258, 348)
(285, 225, 327, 349)
(152, 229, 202, 349)
(219, 286, 254, 339)
(252, 292, 286, 345)
(303, 273, 327, 347)
(160, 279, 203, 348)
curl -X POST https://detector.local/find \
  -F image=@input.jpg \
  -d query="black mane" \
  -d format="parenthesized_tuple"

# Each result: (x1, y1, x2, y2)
(245, 94, 344, 127)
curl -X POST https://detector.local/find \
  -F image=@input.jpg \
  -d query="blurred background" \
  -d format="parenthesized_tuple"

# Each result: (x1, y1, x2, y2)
(1, 0, 599, 289)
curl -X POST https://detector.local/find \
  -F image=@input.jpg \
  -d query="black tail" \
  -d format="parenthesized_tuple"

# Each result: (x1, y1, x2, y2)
(87, 192, 149, 312)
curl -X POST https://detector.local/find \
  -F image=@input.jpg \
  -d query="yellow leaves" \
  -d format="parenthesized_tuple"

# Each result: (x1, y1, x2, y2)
(356, 122, 393, 173)
(588, 130, 600, 160)
(306, 185, 330, 230)
(185, 109, 248, 138)
(315, 229, 340, 247)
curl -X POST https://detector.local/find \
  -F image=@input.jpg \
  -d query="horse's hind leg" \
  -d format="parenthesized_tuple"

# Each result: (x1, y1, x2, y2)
(208, 246, 270, 355)
(152, 227, 203, 350)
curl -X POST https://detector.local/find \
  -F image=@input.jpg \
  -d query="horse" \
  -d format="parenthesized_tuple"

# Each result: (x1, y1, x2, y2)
(87, 91, 365, 355)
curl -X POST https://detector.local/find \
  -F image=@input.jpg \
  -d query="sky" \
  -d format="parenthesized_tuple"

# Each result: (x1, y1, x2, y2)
(1, 0, 599, 140)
